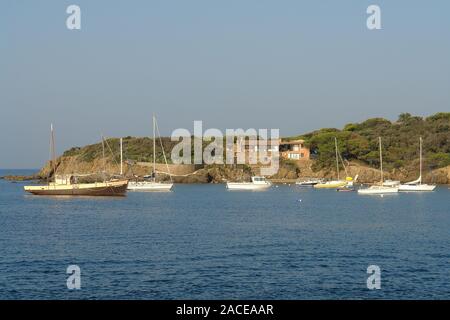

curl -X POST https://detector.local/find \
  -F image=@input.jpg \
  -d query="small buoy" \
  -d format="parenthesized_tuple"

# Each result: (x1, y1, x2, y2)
(380, 194, 384, 198)
(298, 199, 302, 202)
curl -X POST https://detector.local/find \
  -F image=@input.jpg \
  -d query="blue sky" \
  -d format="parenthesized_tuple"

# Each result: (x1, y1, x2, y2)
(1, 0, 449, 168)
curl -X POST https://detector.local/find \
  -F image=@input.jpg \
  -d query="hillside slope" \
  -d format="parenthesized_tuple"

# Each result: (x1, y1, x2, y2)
(7, 112, 449, 184)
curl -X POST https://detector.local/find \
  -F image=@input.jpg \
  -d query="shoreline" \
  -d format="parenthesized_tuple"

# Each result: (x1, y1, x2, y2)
(3, 174, 450, 186)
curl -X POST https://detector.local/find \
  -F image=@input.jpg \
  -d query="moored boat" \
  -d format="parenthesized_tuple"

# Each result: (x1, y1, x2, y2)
(127, 115, 174, 192)
(382, 180, 400, 187)
(398, 137, 436, 192)
(314, 180, 348, 189)
(358, 185, 398, 195)
(226, 176, 272, 190)
(295, 178, 323, 187)
(358, 137, 399, 195)
(24, 178, 128, 196)
(314, 137, 354, 189)
(24, 125, 128, 197)
(128, 181, 173, 192)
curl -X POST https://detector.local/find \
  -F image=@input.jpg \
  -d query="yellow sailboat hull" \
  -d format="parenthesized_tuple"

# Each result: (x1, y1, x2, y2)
(313, 181, 347, 189)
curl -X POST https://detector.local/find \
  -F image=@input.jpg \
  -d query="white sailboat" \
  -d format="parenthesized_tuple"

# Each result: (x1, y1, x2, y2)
(226, 176, 272, 190)
(128, 115, 174, 192)
(314, 137, 352, 189)
(399, 137, 436, 192)
(358, 137, 399, 195)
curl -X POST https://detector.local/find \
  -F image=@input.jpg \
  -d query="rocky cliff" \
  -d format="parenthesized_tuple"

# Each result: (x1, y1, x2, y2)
(28, 154, 450, 184)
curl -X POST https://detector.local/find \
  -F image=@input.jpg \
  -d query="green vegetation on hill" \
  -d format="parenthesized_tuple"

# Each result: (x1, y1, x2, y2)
(62, 112, 450, 173)
(63, 137, 182, 164)
(296, 112, 450, 171)
(63, 136, 215, 164)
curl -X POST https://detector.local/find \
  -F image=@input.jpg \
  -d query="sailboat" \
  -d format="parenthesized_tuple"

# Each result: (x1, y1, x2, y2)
(399, 137, 436, 192)
(127, 115, 174, 192)
(358, 137, 398, 195)
(24, 125, 129, 196)
(314, 137, 351, 189)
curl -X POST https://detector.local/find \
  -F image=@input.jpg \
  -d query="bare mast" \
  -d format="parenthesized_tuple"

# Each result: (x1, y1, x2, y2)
(102, 135, 106, 180)
(379, 137, 383, 184)
(335, 137, 340, 180)
(153, 114, 156, 182)
(120, 138, 123, 176)
(419, 136, 423, 185)
(50, 124, 56, 181)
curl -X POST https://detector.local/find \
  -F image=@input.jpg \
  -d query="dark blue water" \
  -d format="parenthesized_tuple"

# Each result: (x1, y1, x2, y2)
(1, 169, 449, 299)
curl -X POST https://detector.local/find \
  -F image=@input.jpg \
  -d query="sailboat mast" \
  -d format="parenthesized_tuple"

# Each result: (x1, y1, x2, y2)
(335, 137, 340, 180)
(120, 138, 123, 176)
(153, 115, 156, 181)
(419, 136, 423, 185)
(379, 137, 383, 183)
(50, 124, 56, 181)
(102, 136, 106, 176)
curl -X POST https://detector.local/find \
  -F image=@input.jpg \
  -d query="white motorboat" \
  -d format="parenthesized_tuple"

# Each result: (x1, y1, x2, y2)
(358, 137, 399, 195)
(399, 137, 436, 192)
(226, 176, 272, 190)
(127, 115, 174, 192)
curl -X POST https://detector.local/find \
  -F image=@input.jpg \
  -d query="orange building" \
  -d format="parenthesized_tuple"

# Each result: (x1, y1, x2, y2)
(231, 138, 310, 163)
(279, 139, 310, 161)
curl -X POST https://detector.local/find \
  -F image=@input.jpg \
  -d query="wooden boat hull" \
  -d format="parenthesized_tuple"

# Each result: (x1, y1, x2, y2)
(24, 180, 128, 197)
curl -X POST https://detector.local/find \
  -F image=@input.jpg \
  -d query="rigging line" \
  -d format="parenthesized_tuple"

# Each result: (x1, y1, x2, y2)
(155, 117, 173, 183)
(125, 149, 138, 179)
(338, 150, 349, 177)
(103, 137, 122, 174)
(119, 138, 138, 179)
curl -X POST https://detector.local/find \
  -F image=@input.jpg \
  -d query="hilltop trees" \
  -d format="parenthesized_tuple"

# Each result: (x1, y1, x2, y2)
(299, 112, 450, 171)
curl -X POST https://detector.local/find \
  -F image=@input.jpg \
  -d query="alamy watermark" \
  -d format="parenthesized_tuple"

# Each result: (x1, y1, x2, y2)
(367, 265, 381, 290)
(170, 121, 280, 176)
(65, 4, 382, 32)
(67, 265, 81, 290)
(66, 5, 81, 30)
(367, 5, 381, 30)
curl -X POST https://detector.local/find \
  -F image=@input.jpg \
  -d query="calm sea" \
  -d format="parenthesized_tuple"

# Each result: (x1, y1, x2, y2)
(0, 169, 449, 299)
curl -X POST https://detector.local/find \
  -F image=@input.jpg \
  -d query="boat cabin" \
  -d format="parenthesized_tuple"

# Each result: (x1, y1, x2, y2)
(251, 176, 268, 183)
(54, 174, 75, 185)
